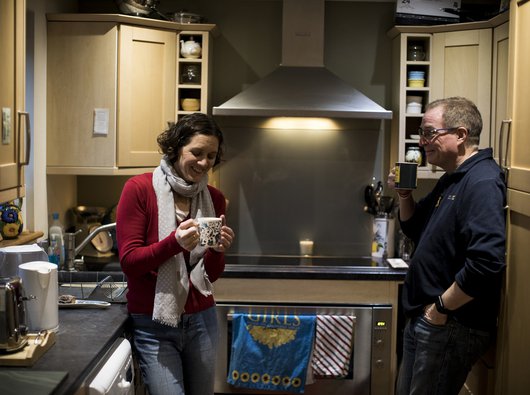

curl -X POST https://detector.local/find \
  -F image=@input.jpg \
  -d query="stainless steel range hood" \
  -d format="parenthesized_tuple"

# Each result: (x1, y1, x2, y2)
(213, 0, 392, 120)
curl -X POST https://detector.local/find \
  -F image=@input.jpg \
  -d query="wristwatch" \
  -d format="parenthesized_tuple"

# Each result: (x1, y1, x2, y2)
(434, 295, 452, 315)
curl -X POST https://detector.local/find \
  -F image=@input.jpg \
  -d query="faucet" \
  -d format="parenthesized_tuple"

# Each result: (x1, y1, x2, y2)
(63, 223, 116, 271)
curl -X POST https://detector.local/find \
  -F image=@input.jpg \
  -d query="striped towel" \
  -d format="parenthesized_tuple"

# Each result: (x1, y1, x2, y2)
(311, 315, 355, 378)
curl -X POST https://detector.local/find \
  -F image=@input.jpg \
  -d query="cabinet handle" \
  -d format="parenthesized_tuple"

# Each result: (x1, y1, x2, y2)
(498, 119, 511, 176)
(17, 111, 31, 166)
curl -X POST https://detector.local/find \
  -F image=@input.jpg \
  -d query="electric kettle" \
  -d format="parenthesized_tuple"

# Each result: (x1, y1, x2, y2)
(0, 276, 28, 352)
(18, 261, 59, 332)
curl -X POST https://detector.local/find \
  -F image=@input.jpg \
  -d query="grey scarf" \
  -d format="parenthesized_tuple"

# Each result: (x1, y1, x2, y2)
(152, 156, 215, 327)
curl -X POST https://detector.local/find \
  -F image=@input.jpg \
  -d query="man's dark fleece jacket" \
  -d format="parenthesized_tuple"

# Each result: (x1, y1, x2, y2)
(400, 148, 506, 330)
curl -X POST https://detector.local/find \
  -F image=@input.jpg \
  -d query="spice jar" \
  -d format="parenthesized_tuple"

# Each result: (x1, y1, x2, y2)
(405, 147, 423, 165)
(407, 43, 426, 61)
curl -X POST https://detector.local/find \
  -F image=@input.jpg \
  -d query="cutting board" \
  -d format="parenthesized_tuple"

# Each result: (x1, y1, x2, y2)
(0, 331, 56, 367)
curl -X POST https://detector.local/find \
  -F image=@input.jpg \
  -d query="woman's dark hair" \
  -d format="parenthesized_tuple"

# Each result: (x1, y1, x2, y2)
(157, 113, 224, 166)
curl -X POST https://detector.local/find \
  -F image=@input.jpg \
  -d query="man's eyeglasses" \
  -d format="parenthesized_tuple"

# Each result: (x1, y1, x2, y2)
(417, 127, 459, 141)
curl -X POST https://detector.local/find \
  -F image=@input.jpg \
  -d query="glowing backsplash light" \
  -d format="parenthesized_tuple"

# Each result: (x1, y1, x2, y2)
(261, 117, 340, 130)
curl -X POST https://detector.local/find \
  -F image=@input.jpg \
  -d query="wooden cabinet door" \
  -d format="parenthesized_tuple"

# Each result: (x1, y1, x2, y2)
(491, 22, 509, 165)
(117, 25, 176, 167)
(0, 0, 25, 203)
(431, 29, 492, 149)
(505, 0, 530, 194)
(495, 190, 530, 393)
(47, 22, 118, 169)
(495, 1, 530, 393)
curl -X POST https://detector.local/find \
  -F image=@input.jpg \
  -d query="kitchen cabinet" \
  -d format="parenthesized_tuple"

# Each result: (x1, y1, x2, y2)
(177, 31, 212, 119)
(494, 0, 530, 393)
(46, 14, 216, 176)
(390, 33, 435, 179)
(490, 22, 509, 165)
(47, 19, 176, 174)
(431, 28, 492, 150)
(389, 14, 507, 180)
(0, 0, 30, 203)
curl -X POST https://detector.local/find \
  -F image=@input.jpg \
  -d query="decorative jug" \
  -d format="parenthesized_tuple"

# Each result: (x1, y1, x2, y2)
(0, 199, 23, 240)
(180, 37, 202, 59)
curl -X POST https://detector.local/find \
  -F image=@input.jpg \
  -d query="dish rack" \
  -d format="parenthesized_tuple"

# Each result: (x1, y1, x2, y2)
(58, 275, 128, 303)
(87, 276, 128, 303)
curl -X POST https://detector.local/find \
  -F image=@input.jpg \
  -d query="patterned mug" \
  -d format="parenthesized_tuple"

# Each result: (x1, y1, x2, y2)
(197, 217, 222, 247)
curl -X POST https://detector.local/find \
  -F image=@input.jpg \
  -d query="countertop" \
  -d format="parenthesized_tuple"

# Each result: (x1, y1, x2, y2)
(221, 255, 408, 281)
(0, 304, 129, 395)
(0, 255, 405, 394)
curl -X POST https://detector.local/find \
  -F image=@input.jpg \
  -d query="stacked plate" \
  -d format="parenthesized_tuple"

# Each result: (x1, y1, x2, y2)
(408, 71, 425, 87)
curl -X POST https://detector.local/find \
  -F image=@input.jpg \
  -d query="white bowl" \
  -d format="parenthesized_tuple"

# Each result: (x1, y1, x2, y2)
(406, 103, 422, 114)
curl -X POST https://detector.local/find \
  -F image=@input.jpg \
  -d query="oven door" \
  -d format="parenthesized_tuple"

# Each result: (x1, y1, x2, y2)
(215, 303, 392, 395)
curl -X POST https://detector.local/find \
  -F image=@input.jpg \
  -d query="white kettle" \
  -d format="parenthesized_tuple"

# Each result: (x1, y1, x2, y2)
(18, 261, 59, 332)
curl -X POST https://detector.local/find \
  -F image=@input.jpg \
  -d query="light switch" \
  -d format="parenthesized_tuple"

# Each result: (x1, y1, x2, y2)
(93, 108, 109, 136)
(2, 107, 11, 145)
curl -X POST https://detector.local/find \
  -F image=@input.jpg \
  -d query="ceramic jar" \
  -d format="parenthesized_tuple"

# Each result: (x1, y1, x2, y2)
(405, 147, 423, 165)
(0, 200, 24, 239)
(181, 98, 200, 111)
(180, 37, 202, 59)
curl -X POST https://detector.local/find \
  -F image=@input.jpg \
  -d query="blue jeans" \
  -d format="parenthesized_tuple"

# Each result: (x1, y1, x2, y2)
(396, 315, 491, 395)
(130, 306, 219, 395)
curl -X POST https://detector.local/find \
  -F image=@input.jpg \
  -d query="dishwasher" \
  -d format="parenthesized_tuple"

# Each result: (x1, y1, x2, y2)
(84, 337, 135, 395)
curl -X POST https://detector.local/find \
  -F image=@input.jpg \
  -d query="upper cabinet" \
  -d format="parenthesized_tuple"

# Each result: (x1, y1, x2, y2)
(177, 31, 212, 120)
(491, 22, 509, 166)
(46, 14, 216, 175)
(431, 28, 492, 149)
(0, 0, 30, 203)
(389, 13, 508, 179)
(391, 33, 434, 179)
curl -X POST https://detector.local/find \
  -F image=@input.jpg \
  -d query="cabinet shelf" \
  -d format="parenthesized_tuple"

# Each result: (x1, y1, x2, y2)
(391, 33, 432, 179)
(176, 31, 211, 117)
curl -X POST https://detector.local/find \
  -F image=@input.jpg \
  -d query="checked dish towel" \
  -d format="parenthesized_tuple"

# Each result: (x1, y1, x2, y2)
(311, 315, 355, 378)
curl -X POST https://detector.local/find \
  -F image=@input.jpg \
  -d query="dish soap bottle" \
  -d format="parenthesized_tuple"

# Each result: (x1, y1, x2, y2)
(48, 212, 65, 268)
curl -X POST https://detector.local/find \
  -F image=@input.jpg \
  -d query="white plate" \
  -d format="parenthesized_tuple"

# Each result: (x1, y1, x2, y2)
(59, 300, 111, 309)
(410, 134, 420, 140)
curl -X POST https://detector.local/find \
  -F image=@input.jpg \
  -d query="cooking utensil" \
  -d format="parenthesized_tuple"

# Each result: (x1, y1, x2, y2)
(364, 184, 377, 215)
(374, 181, 383, 213)
(169, 11, 205, 23)
(379, 196, 395, 214)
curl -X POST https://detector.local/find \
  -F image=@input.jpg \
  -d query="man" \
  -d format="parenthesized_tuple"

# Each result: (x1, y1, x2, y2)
(388, 97, 506, 395)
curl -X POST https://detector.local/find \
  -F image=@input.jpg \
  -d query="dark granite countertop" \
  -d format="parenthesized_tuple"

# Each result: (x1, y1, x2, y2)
(0, 304, 129, 395)
(222, 255, 408, 280)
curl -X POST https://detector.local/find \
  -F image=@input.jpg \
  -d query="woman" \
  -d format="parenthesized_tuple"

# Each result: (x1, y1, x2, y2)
(116, 113, 235, 395)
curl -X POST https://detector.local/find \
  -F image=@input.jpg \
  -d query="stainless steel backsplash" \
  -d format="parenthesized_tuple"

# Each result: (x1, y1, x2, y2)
(219, 124, 384, 257)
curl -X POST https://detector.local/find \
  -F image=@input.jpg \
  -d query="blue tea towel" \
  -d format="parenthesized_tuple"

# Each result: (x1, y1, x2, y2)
(227, 313, 316, 393)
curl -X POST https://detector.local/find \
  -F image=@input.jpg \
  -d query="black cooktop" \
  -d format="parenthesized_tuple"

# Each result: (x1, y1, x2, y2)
(224, 254, 384, 267)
